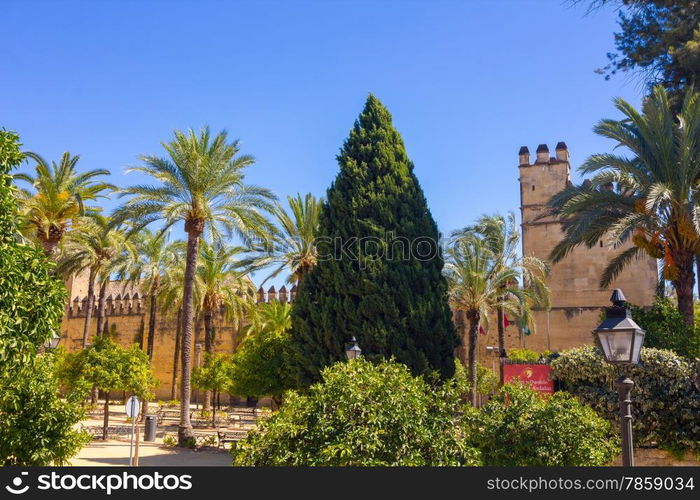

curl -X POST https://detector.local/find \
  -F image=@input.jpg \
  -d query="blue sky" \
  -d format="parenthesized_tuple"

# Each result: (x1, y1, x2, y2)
(1, 0, 645, 286)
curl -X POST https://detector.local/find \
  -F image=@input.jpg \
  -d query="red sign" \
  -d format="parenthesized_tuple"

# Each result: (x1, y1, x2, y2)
(503, 364, 554, 394)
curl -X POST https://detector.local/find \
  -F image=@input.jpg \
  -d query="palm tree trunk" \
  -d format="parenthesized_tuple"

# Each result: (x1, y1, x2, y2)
(40, 226, 62, 257)
(96, 279, 108, 337)
(82, 267, 97, 348)
(454, 309, 467, 367)
(147, 289, 157, 361)
(202, 310, 214, 411)
(102, 391, 110, 440)
(497, 305, 506, 386)
(673, 249, 695, 326)
(178, 222, 203, 446)
(467, 311, 480, 407)
(171, 308, 182, 401)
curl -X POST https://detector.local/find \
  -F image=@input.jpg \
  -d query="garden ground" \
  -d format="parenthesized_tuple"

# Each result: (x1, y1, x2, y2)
(69, 440, 231, 466)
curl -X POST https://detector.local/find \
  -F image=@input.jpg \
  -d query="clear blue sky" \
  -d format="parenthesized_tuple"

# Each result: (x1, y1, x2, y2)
(2, 0, 644, 286)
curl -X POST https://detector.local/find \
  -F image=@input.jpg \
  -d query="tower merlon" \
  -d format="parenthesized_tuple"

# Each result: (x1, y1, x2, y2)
(518, 146, 530, 166)
(555, 141, 569, 162)
(535, 144, 549, 164)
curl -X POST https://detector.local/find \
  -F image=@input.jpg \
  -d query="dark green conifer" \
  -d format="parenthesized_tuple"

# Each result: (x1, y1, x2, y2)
(289, 95, 458, 386)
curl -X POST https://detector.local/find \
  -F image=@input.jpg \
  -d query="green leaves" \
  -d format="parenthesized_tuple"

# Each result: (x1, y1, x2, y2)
(551, 345, 700, 454)
(467, 383, 619, 466)
(229, 302, 293, 398)
(57, 336, 156, 399)
(0, 130, 87, 465)
(231, 358, 481, 466)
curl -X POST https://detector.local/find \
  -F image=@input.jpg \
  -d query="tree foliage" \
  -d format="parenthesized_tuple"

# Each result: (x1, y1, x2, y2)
(228, 301, 293, 400)
(14, 151, 113, 255)
(0, 355, 90, 466)
(630, 297, 700, 359)
(231, 358, 481, 466)
(467, 383, 619, 466)
(57, 335, 156, 400)
(580, 0, 700, 97)
(0, 129, 87, 465)
(288, 95, 458, 387)
(551, 345, 700, 453)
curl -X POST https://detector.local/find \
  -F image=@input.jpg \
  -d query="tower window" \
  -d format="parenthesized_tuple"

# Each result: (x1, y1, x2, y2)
(599, 241, 603, 248)
(532, 185, 535, 191)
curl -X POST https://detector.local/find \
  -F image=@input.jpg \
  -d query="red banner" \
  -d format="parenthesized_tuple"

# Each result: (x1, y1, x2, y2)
(503, 364, 554, 394)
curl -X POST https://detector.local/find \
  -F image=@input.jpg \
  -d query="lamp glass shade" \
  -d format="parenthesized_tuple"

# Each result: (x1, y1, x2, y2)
(597, 329, 636, 363)
(631, 329, 645, 364)
(345, 338, 361, 360)
(49, 333, 61, 350)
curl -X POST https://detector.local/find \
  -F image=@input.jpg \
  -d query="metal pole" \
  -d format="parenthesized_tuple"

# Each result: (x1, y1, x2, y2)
(129, 398, 136, 466)
(617, 376, 635, 466)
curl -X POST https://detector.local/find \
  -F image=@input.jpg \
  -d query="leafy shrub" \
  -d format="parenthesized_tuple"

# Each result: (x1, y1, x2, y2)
(629, 298, 700, 359)
(551, 345, 700, 453)
(162, 434, 177, 447)
(508, 348, 553, 363)
(467, 383, 619, 466)
(231, 358, 481, 466)
(0, 356, 91, 465)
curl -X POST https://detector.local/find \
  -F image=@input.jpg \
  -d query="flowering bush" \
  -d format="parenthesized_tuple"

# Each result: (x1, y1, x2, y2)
(551, 345, 700, 453)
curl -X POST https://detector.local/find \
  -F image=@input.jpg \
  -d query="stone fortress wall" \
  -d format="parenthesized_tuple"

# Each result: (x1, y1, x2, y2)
(509, 142, 655, 351)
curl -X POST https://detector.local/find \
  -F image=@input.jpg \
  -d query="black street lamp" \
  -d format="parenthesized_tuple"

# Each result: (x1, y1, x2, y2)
(345, 337, 361, 360)
(594, 289, 645, 467)
(41, 332, 62, 353)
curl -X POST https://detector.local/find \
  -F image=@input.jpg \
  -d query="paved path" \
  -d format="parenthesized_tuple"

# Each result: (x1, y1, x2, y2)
(69, 440, 232, 467)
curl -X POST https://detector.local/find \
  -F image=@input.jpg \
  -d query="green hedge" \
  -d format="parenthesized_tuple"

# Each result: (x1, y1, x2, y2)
(467, 383, 619, 466)
(551, 345, 700, 453)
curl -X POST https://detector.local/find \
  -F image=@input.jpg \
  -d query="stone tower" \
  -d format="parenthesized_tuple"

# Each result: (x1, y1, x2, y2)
(517, 142, 657, 351)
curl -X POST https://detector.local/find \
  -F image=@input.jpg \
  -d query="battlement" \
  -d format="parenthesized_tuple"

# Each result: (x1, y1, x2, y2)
(66, 281, 296, 317)
(256, 285, 297, 304)
(519, 142, 569, 166)
(67, 292, 145, 318)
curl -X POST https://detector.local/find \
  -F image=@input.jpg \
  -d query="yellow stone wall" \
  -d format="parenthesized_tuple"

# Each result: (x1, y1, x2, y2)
(514, 143, 657, 353)
(59, 272, 247, 400)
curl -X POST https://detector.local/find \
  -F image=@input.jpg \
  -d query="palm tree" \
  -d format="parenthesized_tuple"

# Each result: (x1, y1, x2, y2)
(546, 87, 700, 325)
(246, 193, 322, 284)
(444, 228, 549, 405)
(56, 216, 132, 347)
(14, 152, 113, 256)
(193, 241, 255, 409)
(452, 213, 550, 385)
(122, 229, 178, 362)
(244, 299, 292, 338)
(111, 127, 276, 445)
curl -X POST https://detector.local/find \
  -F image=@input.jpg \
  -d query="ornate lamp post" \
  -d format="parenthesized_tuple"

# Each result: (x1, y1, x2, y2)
(594, 289, 645, 467)
(345, 337, 362, 360)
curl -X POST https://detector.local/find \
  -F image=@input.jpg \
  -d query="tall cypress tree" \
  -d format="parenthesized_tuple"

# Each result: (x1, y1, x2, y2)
(289, 95, 458, 387)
